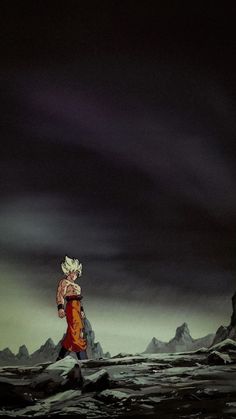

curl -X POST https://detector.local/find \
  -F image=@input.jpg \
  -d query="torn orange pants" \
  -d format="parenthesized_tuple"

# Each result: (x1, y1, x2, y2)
(61, 299, 87, 352)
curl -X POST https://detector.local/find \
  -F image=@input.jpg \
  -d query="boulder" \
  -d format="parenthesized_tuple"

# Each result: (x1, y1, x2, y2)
(82, 368, 110, 393)
(0, 377, 36, 407)
(207, 350, 232, 365)
(207, 338, 236, 353)
(96, 389, 132, 403)
(30, 355, 83, 395)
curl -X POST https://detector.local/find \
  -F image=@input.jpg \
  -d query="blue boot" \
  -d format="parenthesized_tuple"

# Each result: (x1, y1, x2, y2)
(76, 350, 88, 360)
(56, 345, 68, 361)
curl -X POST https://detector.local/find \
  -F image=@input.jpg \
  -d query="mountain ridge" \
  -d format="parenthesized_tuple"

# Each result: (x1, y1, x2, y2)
(0, 317, 109, 365)
(143, 322, 215, 353)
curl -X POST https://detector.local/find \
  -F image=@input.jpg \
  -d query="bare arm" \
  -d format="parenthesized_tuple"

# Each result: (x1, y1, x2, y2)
(56, 279, 68, 318)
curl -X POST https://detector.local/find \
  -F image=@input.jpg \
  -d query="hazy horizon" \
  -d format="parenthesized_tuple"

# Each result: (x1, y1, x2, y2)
(1, 269, 233, 357)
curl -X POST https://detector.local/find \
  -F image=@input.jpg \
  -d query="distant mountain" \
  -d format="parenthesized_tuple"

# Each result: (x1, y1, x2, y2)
(30, 338, 57, 364)
(168, 322, 194, 351)
(0, 315, 109, 365)
(144, 337, 166, 353)
(16, 345, 29, 362)
(0, 347, 15, 363)
(143, 322, 215, 353)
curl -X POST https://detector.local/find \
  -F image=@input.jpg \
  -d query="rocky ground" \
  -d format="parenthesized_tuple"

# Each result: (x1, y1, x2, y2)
(0, 339, 236, 419)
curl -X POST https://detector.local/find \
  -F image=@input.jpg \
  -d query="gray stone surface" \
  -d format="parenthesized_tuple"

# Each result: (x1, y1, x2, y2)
(1, 341, 236, 418)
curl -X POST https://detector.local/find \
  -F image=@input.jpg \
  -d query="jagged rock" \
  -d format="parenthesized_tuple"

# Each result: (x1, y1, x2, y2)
(211, 292, 236, 346)
(193, 347, 209, 354)
(211, 325, 229, 346)
(190, 333, 215, 350)
(1, 350, 236, 418)
(84, 318, 104, 359)
(94, 342, 104, 358)
(207, 350, 232, 365)
(16, 345, 29, 361)
(30, 356, 83, 395)
(174, 322, 193, 341)
(96, 389, 132, 403)
(207, 338, 236, 353)
(211, 325, 232, 347)
(30, 338, 56, 364)
(0, 389, 83, 418)
(104, 351, 111, 358)
(0, 377, 36, 407)
(196, 387, 220, 396)
(111, 352, 134, 358)
(82, 368, 110, 393)
(144, 337, 166, 353)
(230, 292, 236, 327)
(0, 348, 15, 364)
(167, 322, 194, 351)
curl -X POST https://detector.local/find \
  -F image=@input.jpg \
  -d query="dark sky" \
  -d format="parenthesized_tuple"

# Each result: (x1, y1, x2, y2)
(1, 3, 236, 355)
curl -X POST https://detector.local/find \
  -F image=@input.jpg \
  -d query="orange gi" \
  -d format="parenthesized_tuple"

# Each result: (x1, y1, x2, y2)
(61, 296, 87, 352)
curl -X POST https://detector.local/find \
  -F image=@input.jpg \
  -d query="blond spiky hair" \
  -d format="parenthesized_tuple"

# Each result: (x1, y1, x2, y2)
(61, 255, 82, 276)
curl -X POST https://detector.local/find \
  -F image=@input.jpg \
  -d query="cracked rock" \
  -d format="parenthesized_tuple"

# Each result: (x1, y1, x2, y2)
(207, 350, 232, 365)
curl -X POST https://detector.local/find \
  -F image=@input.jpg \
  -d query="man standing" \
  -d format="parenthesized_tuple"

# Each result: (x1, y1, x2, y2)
(56, 255, 88, 361)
